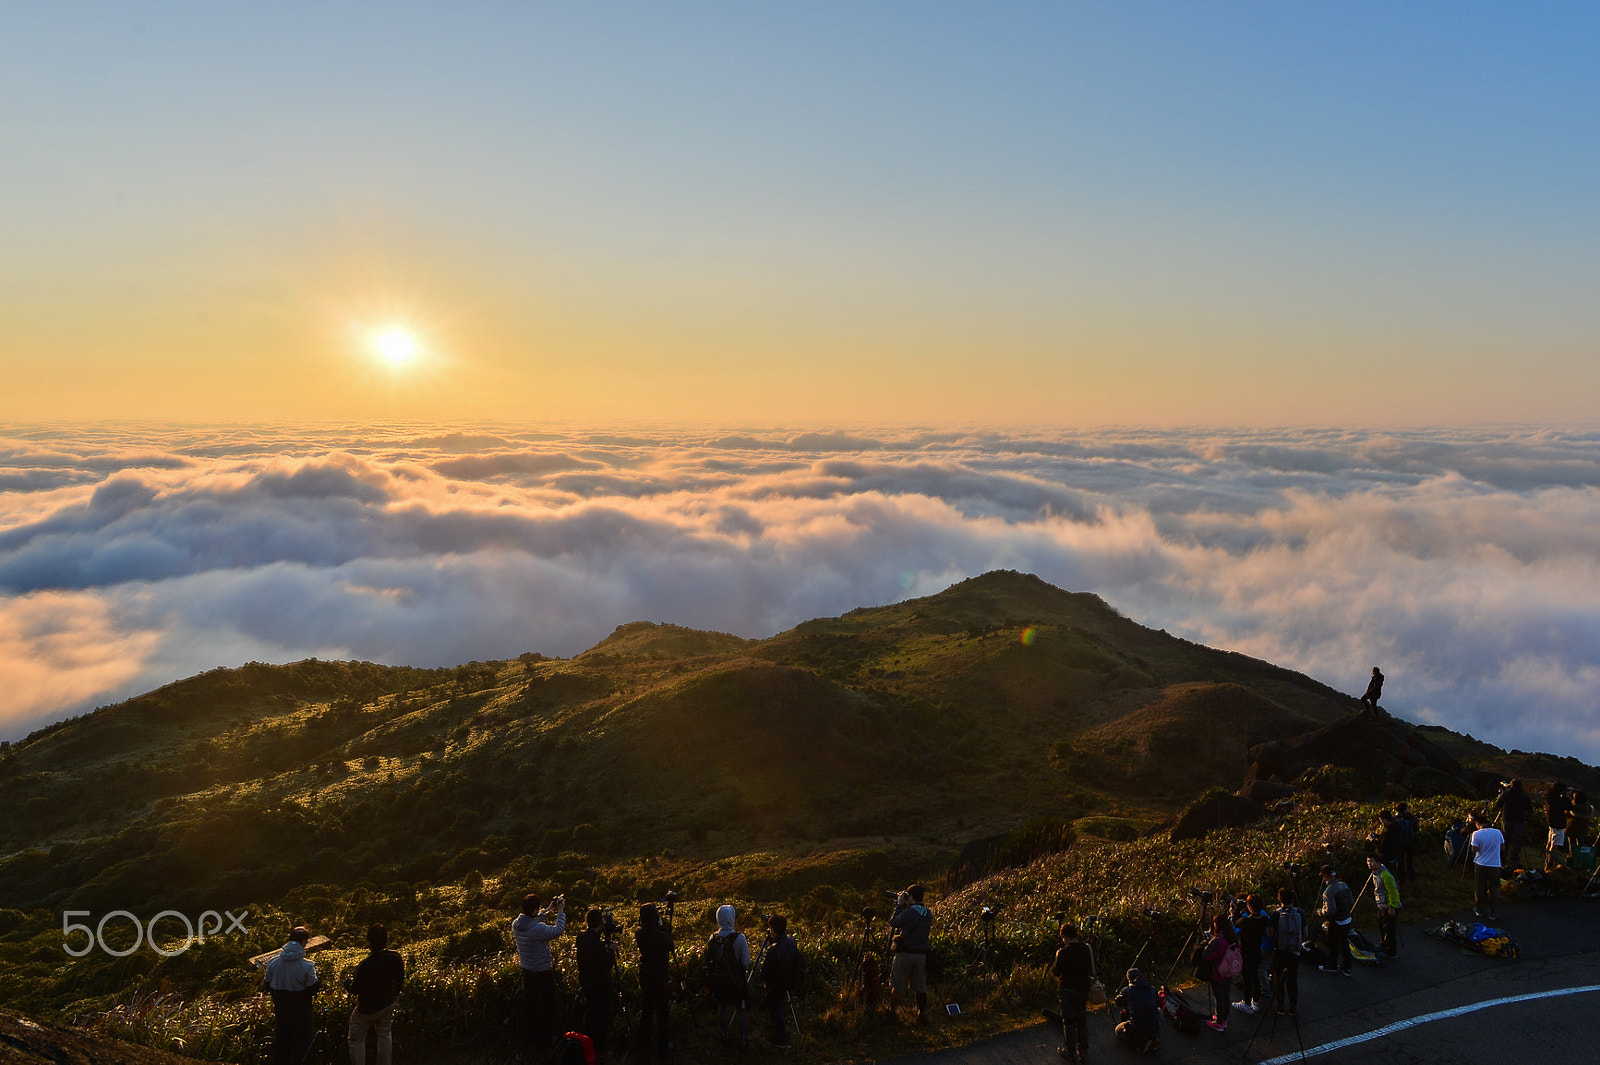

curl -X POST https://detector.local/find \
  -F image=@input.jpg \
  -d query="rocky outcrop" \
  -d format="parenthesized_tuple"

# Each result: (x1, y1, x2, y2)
(1170, 792, 1267, 842)
(1244, 712, 1478, 798)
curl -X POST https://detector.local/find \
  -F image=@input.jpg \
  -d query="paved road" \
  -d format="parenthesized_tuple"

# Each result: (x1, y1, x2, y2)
(875, 900, 1600, 1065)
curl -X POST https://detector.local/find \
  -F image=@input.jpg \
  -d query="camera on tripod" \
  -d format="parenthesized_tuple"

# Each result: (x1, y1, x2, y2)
(980, 905, 998, 923)
(1189, 887, 1214, 904)
(599, 907, 621, 940)
(859, 906, 878, 923)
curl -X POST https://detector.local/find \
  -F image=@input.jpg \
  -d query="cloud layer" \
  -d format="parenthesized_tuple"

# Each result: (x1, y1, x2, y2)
(3, 424, 1599, 763)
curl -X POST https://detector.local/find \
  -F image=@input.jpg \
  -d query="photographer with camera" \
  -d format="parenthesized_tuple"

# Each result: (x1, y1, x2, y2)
(760, 915, 800, 1049)
(1113, 968, 1161, 1054)
(1051, 923, 1096, 1063)
(636, 902, 675, 1061)
(1492, 778, 1533, 870)
(1268, 887, 1305, 1016)
(576, 908, 617, 1058)
(1232, 894, 1269, 1015)
(888, 884, 933, 1023)
(1315, 867, 1354, 977)
(512, 892, 567, 1050)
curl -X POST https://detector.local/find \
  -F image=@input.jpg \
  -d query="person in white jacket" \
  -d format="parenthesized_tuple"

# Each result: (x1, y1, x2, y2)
(263, 926, 321, 1065)
(706, 904, 751, 1049)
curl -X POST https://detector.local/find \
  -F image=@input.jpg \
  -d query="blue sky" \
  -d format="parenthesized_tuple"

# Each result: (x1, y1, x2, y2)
(3, 3, 1597, 424)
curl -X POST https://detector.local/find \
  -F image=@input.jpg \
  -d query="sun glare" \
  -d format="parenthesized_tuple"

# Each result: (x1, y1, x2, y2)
(367, 325, 422, 369)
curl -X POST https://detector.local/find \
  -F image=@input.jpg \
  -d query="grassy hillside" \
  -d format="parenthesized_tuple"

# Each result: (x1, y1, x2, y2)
(0, 570, 1588, 1061)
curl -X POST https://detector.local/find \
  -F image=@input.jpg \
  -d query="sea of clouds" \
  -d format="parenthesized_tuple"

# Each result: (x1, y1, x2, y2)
(3, 424, 1598, 763)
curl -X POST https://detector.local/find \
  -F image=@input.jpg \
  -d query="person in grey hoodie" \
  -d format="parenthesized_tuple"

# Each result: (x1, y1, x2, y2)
(513, 893, 566, 1049)
(706, 904, 751, 1049)
(262, 926, 321, 1065)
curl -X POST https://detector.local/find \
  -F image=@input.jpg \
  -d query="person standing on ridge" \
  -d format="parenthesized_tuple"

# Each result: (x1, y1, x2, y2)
(888, 884, 933, 1023)
(1359, 667, 1384, 713)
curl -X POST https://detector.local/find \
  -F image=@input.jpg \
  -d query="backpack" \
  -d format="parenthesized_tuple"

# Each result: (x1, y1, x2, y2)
(1397, 813, 1418, 846)
(705, 932, 745, 1003)
(1275, 907, 1304, 955)
(552, 1032, 595, 1065)
(1213, 941, 1243, 981)
(1159, 987, 1204, 1034)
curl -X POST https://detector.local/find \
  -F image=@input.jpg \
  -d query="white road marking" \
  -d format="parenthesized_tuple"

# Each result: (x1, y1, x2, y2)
(1258, 984, 1600, 1063)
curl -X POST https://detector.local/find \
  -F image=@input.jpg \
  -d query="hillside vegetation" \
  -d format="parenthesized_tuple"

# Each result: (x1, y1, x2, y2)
(0, 570, 1589, 1061)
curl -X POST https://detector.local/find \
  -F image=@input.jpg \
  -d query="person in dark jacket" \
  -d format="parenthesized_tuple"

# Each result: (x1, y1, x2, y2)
(1268, 888, 1305, 1016)
(346, 923, 404, 1065)
(1050, 923, 1096, 1063)
(1232, 895, 1270, 1014)
(1316, 866, 1355, 976)
(1394, 802, 1420, 883)
(635, 903, 674, 1061)
(1545, 783, 1573, 869)
(1113, 968, 1161, 1053)
(575, 909, 616, 1057)
(1492, 778, 1533, 870)
(888, 884, 933, 1023)
(263, 926, 322, 1065)
(1359, 666, 1384, 712)
(759, 915, 799, 1049)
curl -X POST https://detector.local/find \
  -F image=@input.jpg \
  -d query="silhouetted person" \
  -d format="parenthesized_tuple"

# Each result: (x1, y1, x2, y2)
(347, 923, 404, 1065)
(1492, 779, 1534, 870)
(1545, 783, 1573, 869)
(1051, 922, 1095, 1062)
(1359, 667, 1384, 713)
(760, 915, 799, 1049)
(575, 909, 616, 1057)
(263, 926, 321, 1065)
(635, 903, 674, 1060)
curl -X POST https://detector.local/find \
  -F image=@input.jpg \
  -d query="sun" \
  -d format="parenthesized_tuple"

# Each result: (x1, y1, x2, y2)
(366, 325, 422, 369)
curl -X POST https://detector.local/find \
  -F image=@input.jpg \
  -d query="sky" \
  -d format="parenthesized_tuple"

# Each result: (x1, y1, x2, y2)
(3, 3, 1598, 425)
(3, 425, 1600, 765)
(2, 7, 1598, 765)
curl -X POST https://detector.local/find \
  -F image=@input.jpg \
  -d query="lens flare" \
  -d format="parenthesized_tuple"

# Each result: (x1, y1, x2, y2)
(1020, 627, 1037, 646)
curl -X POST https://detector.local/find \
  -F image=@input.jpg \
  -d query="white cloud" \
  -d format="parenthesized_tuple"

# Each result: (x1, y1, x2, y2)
(2, 424, 1599, 764)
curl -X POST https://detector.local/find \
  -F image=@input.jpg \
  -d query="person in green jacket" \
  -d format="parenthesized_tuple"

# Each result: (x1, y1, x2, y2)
(1365, 854, 1401, 958)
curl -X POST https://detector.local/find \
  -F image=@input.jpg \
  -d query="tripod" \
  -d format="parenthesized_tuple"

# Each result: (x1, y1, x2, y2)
(973, 909, 998, 974)
(1581, 827, 1600, 898)
(1240, 971, 1305, 1064)
(1164, 893, 1214, 989)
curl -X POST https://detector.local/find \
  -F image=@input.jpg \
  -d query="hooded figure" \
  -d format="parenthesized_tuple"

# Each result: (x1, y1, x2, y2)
(263, 927, 321, 1065)
(707, 904, 752, 1047)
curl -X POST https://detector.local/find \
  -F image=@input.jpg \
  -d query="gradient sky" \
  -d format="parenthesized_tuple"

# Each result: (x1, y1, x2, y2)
(3, 4, 1597, 426)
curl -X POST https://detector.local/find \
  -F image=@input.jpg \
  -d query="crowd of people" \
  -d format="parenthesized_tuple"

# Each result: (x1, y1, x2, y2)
(254, 775, 1595, 1064)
